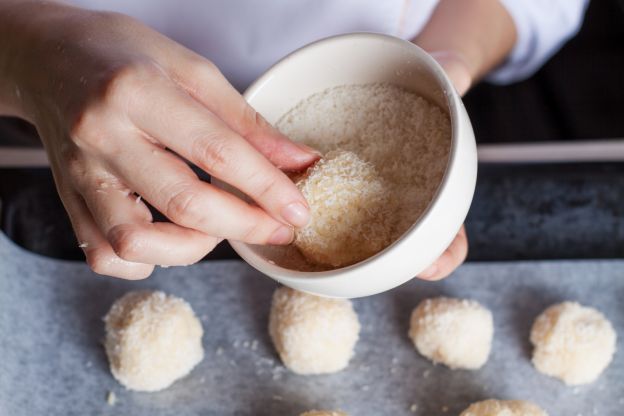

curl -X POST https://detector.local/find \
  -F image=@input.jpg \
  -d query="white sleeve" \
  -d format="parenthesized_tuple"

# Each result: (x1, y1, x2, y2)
(487, 0, 590, 84)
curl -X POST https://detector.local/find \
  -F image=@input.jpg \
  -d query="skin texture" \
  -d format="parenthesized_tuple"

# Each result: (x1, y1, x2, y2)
(0, 0, 516, 280)
(0, 1, 319, 278)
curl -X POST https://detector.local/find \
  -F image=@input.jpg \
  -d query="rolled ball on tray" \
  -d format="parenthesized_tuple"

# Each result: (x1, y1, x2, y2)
(460, 399, 548, 416)
(408, 297, 493, 369)
(269, 286, 360, 375)
(104, 290, 204, 392)
(530, 301, 616, 385)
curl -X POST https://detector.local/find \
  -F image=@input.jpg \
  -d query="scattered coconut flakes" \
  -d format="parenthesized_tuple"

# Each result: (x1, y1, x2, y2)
(106, 391, 116, 406)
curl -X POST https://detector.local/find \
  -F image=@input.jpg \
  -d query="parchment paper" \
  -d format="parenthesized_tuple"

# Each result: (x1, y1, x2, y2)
(0, 233, 622, 415)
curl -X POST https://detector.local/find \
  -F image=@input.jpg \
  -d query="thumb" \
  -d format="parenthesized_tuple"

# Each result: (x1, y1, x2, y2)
(429, 51, 473, 97)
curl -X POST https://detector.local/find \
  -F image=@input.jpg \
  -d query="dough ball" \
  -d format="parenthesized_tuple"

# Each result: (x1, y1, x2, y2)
(530, 301, 616, 385)
(294, 150, 393, 267)
(104, 290, 204, 392)
(460, 399, 547, 416)
(408, 297, 493, 369)
(269, 287, 360, 375)
(300, 411, 348, 416)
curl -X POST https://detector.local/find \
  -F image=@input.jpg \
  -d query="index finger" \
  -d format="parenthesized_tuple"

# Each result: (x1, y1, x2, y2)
(129, 80, 311, 228)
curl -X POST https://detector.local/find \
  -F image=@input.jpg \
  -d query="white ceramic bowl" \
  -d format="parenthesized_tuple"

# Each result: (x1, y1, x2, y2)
(215, 33, 477, 298)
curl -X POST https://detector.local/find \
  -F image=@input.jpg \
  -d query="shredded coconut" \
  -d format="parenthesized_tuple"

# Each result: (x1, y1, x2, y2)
(530, 301, 617, 385)
(106, 391, 116, 406)
(460, 399, 547, 416)
(277, 83, 450, 269)
(293, 150, 393, 267)
(103, 291, 204, 392)
(409, 297, 493, 370)
(269, 287, 360, 375)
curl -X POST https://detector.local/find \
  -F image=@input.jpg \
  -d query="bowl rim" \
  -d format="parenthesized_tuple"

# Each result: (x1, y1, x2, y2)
(228, 32, 463, 281)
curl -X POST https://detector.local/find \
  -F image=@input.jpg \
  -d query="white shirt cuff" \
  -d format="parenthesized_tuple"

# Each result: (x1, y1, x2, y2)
(487, 0, 590, 84)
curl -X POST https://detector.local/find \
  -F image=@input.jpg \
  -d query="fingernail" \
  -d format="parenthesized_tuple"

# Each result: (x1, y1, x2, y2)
(268, 226, 294, 245)
(296, 142, 322, 157)
(281, 201, 310, 227)
(419, 263, 439, 280)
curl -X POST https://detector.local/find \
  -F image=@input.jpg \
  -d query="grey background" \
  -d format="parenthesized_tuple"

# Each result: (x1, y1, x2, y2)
(1, 233, 622, 416)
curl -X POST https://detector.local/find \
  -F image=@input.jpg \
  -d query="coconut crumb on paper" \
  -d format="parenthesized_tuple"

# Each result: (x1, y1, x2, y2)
(106, 391, 116, 406)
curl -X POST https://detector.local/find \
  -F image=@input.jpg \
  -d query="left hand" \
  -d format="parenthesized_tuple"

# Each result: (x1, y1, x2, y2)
(418, 51, 472, 280)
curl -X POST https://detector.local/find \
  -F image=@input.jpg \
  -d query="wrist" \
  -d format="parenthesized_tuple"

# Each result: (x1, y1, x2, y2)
(413, 37, 484, 83)
(412, 0, 517, 85)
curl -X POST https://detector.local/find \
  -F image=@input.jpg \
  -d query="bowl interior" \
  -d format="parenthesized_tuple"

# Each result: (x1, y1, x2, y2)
(226, 33, 453, 275)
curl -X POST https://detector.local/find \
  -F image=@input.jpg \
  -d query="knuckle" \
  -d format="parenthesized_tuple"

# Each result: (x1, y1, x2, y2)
(108, 225, 144, 261)
(85, 248, 113, 276)
(239, 221, 266, 243)
(236, 103, 273, 139)
(165, 187, 200, 224)
(68, 108, 105, 150)
(249, 173, 280, 202)
(238, 104, 263, 134)
(64, 148, 87, 179)
(101, 60, 163, 108)
(191, 133, 233, 173)
(201, 59, 219, 75)
(189, 58, 219, 79)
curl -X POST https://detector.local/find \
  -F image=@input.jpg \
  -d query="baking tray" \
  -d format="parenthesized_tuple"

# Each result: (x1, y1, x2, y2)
(0, 233, 622, 415)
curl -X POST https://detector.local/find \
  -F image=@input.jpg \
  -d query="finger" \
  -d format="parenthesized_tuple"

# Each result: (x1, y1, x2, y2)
(419, 226, 468, 281)
(170, 59, 320, 170)
(73, 167, 153, 236)
(107, 222, 220, 266)
(129, 81, 311, 227)
(56, 185, 154, 279)
(430, 51, 472, 96)
(74, 167, 221, 265)
(102, 133, 295, 245)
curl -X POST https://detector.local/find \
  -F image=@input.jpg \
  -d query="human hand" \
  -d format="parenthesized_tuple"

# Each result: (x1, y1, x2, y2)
(419, 225, 468, 281)
(417, 51, 472, 281)
(9, 5, 318, 279)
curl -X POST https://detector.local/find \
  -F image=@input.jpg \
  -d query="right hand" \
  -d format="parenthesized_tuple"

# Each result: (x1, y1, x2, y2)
(7, 4, 319, 279)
